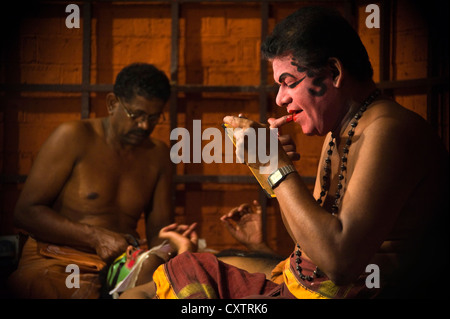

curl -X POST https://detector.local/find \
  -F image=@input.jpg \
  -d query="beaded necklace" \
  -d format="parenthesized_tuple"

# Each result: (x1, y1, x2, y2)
(295, 89, 381, 282)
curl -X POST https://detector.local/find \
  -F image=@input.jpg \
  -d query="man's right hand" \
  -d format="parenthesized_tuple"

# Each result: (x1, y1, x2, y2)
(268, 117, 300, 162)
(92, 227, 130, 263)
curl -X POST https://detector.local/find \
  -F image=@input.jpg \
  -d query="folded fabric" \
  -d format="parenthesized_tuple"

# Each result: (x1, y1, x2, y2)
(38, 241, 105, 272)
(8, 237, 106, 299)
(153, 251, 290, 299)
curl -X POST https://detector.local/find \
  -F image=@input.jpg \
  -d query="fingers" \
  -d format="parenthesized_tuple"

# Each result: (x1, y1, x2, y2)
(286, 151, 300, 161)
(278, 134, 300, 161)
(181, 222, 198, 237)
(220, 208, 239, 231)
(159, 223, 178, 236)
(189, 229, 199, 246)
(223, 115, 247, 129)
(223, 115, 264, 129)
(224, 204, 250, 221)
(278, 134, 295, 146)
(252, 200, 262, 215)
(161, 223, 178, 231)
(159, 222, 197, 238)
(267, 115, 292, 129)
(238, 202, 252, 213)
(221, 205, 242, 220)
(158, 222, 199, 255)
(221, 201, 260, 223)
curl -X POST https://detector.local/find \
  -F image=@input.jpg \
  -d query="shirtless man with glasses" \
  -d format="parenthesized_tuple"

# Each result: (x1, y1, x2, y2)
(9, 63, 173, 298)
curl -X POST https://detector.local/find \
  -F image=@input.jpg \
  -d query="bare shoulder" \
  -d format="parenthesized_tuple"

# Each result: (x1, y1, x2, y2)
(40, 118, 102, 156)
(362, 98, 435, 145)
(359, 98, 445, 171)
(49, 118, 99, 143)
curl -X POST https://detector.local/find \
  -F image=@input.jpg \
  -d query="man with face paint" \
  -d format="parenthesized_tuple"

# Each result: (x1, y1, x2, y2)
(224, 7, 449, 298)
(121, 7, 447, 300)
(9, 63, 173, 298)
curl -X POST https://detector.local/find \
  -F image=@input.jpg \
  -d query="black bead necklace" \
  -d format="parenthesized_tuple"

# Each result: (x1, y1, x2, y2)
(295, 89, 381, 282)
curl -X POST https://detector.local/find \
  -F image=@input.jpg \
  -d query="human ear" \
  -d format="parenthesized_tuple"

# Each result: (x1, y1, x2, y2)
(328, 57, 344, 88)
(106, 92, 118, 115)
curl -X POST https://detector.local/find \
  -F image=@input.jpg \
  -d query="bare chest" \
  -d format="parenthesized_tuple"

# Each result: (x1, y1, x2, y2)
(315, 138, 359, 213)
(56, 143, 161, 221)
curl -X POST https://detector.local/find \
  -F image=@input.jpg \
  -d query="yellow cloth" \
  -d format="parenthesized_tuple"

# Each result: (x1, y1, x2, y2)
(153, 264, 177, 299)
(281, 257, 329, 299)
(153, 254, 326, 299)
(269, 258, 286, 284)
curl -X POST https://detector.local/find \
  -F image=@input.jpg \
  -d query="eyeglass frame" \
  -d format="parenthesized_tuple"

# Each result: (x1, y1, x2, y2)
(117, 97, 165, 124)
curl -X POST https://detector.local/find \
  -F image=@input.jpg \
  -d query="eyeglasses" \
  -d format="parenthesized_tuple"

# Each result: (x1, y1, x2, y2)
(118, 98, 165, 124)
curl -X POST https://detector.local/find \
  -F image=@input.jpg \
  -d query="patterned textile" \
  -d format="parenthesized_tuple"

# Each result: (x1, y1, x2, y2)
(153, 251, 301, 299)
(153, 250, 383, 299)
